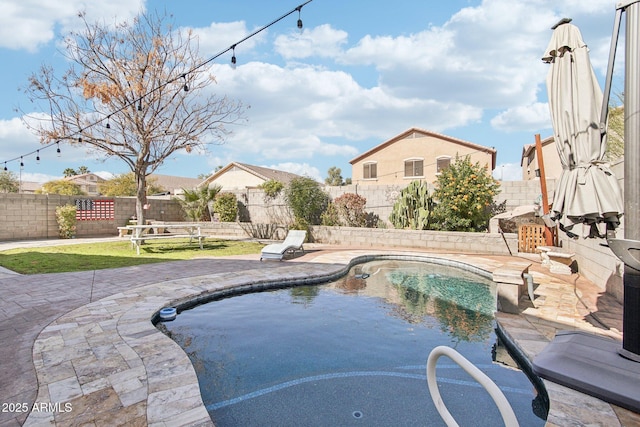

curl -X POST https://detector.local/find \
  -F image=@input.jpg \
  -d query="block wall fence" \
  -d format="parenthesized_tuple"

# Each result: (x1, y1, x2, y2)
(0, 174, 625, 299)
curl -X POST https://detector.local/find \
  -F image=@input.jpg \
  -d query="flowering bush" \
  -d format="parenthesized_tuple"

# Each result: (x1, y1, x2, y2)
(55, 204, 77, 238)
(334, 193, 367, 227)
(430, 156, 500, 232)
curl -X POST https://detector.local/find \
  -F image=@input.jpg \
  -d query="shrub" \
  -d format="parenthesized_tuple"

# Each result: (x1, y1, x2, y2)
(321, 202, 341, 226)
(55, 204, 77, 238)
(284, 177, 329, 225)
(430, 156, 500, 232)
(259, 179, 284, 200)
(334, 193, 367, 227)
(213, 193, 238, 222)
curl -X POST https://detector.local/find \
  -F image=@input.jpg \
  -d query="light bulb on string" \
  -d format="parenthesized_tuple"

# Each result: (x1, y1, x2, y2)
(36, 150, 40, 164)
(182, 74, 189, 92)
(106, 117, 111, 129)
(20, 157, 24, 168)
(297, 6, 303, 32)
(56, 141, 61, 157)
(231, 45, 237, 69)
(3, 162, 7, 171)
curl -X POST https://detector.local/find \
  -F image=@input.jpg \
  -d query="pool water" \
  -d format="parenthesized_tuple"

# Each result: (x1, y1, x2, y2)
(160, 260, 547, 426)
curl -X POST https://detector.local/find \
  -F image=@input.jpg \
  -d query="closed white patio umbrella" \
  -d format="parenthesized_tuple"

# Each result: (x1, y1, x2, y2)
(542, 20, 623, 238)
(534, 8, 640, 414)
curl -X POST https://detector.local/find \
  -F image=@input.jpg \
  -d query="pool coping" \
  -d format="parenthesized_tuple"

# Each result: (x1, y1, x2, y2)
(23, 250, 630, 426)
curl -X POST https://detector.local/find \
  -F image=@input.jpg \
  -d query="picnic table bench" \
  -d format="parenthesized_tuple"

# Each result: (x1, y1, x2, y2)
(119, 223, 205, 255)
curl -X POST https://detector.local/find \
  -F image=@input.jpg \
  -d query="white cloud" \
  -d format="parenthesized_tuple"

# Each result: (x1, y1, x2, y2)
(268, 162, 322, 182)
(275, 24, 348, 59)
(491, 102, 552, 132)
(184, 21, 265, 59)
(0, 0, 143, 52)
(493, 162, 523, 181)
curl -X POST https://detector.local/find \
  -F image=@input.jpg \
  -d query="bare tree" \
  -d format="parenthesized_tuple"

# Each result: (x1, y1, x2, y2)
(22, 10, 245, 224)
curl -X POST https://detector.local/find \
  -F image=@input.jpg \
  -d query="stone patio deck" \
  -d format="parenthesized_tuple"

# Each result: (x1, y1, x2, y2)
(0, 239, 637, 426)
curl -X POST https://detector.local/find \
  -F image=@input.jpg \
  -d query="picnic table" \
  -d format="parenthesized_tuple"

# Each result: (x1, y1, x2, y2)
(119, 223, 205, 255)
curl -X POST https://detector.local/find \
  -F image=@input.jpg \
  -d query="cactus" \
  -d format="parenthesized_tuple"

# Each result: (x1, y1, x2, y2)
(389, 180, 433, 229)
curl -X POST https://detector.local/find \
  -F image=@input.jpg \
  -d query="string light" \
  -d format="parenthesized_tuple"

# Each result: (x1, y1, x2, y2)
(36, 150, 40, 164)
(20, 156, 24, 168)
(182, 74, 189, 92)
(231, 45, 237, 69)
(0, 1, 314, 170)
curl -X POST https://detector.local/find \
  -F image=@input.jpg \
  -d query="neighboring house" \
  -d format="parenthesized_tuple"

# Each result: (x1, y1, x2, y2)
(520, 136, 563, 181)
(148, 174, 202, 195)
(18, 181, 43, 194)
(350, 127, 497, 186)
(200, 162, 305, 191)
(64, 173, 106, 196)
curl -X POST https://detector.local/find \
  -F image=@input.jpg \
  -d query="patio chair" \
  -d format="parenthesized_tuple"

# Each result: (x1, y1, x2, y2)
(260, 230, 307, 261)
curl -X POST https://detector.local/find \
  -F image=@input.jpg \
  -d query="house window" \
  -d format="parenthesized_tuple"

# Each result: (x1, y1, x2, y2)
(436, 157, 451, 174)
(363, 162, 377, 179)
(404, 159, 423, 177)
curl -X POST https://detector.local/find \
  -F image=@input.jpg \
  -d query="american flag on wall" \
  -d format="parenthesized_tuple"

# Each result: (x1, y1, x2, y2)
(75, 199, 115, 221)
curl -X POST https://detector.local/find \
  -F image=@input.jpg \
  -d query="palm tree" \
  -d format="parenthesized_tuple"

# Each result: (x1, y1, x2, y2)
(179, 185, 222, 221)
(62, 168, 77, 177)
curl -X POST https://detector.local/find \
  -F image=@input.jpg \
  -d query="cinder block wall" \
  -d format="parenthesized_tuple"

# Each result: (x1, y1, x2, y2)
(0, 194, 186, 240)
(310, 226, 518, 256)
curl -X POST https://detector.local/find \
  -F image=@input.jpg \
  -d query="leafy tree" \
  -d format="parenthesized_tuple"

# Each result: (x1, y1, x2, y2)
(389, 180, 433, 230)
(284, 177, 329, 226)
(22, 10, 245, 225)
(430, 156, 500, 232)
(345, 177, 352, 185)
(63, 168, 77, 177)
(259, 179, 284, 200)
(333, 193, 367, 227)
(606, 99, 624, 161)
(213, 192, 238, 222)
(99, 172, 163, 196)
(37, 180, 85, 195)
(77, 166, 91, 175)
(0, 170, 19, 193)
(325, 166, 344, 186)
(178, 184, 221, 221)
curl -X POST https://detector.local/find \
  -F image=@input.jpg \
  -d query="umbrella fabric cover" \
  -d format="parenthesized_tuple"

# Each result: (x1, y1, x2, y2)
(543, 23, 623, 238)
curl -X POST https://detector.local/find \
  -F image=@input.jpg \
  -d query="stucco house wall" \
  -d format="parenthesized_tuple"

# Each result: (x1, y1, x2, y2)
(350, 128, 496, 186)
(521, 136, 564, 181)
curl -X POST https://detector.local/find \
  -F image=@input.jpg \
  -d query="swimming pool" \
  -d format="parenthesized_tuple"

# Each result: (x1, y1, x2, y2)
(159, 259, 547, 426)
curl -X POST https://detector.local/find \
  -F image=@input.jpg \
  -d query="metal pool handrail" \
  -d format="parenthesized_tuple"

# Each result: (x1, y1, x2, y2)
(427, 346, 519, 427)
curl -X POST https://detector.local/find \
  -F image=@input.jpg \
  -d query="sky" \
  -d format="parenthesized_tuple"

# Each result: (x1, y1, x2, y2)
(0, 0, 626, 184)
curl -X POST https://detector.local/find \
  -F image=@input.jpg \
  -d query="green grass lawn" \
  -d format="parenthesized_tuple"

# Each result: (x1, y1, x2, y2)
(0, 238, 264, 274)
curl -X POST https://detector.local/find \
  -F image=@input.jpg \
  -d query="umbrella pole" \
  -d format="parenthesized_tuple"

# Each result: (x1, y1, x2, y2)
(534, 134, 555, 246)
(621, 0, 640, 361)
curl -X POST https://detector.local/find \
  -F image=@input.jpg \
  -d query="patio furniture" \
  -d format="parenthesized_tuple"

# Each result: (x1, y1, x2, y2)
(260, 230, 307, 261)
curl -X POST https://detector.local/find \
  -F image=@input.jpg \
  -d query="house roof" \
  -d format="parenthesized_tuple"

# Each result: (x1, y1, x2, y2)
(200, 162, 305, 187)
(149, 174, 202, 193)
(350, 127, 497, 170)
(63, 173, 106, 184)
(521, 136, 554, 166)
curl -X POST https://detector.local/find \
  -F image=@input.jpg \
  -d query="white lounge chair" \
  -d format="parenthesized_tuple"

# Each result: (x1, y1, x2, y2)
(260, 230, 307, 261)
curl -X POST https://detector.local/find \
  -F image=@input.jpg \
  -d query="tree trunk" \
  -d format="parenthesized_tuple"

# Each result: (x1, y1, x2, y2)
(136, 173, 147, 225)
